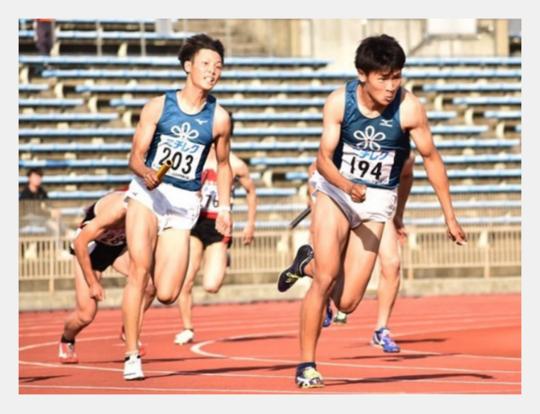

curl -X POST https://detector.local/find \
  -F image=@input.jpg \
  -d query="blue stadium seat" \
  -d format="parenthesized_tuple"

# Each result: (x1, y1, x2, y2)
(21, 18, 155, 25)
(452, 97, 522, 105)
(423, 83, 521, 92)
(20, 30, 194, 40)
(484, 111, 521, 119)
(18, 139, 520, 154)
(19, 172, 261, 184)
(19, 98, 84, 107)
(19, 55, 332, 67)
(46, 187, 298, 199)
(285, 169, 521, 181)
(19, 84, 49, 92)
(19, 113, 119, 122)
(18, 125, 489, 138)
(110, 98, 328, 108)
(405, 57, 521, 66)
(42, 68, 521, 80)
(250, 154, 521, 166)
(109, 97, 427, 107)
(75, 84, 341, 93)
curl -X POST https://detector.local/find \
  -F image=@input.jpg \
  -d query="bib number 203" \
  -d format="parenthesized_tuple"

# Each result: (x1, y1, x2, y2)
(158, 147, 194, 174)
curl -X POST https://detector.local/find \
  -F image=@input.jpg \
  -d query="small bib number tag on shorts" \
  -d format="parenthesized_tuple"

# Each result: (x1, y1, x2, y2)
(340, 143, 395, 185)
(151, 135, 205, 181)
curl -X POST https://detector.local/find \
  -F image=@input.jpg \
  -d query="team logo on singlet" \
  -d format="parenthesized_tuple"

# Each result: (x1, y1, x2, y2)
(353, 126, 386, 151)
(171, 123, 200, 141)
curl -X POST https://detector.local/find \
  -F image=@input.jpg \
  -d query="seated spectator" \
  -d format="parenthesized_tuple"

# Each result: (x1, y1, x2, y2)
(20, 168, 48, 200)
(35, 18, 55, 56)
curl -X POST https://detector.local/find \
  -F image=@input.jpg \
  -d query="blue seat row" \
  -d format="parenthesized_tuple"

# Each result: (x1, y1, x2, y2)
(484, 111, 521, 119)
(18, 125, 490, 138)
(423, 83, 521, 92)
(516, 125, 522, 132)
(109, 97, 427, 107)
(18, 55, 521, 67)
(19, 55, 332, 67)
(19, 30, 194, 40)
(250, 154, 522, 166)
(19, 84, 49, 92)
(42, 68, 521, 79)
(19, 172, 261, 184)
(45, 187, 297, 199)
(20, 18, 155, 24)
(452, 97, 521, 105)
(19, 98, 84, 107)
(18, 139, 520, 153)
(19, 113, 119, 122)
(284, 169, 521, 181)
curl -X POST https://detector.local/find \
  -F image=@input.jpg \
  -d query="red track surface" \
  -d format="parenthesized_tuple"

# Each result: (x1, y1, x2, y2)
(19, 294, 521, 394)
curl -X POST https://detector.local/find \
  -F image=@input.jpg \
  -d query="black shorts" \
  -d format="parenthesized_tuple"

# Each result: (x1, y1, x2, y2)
(191, 217, 232, 249)
(70, 242, 126, 272)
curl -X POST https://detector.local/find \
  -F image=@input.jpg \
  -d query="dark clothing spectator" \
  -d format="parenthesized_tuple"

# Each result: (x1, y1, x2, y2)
(20, 167, 48, 200)
(35, 19, 55, 56)
(19, 186, 48, 200)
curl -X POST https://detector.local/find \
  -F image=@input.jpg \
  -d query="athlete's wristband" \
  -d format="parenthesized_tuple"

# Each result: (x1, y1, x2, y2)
(218, 205, 231, 213)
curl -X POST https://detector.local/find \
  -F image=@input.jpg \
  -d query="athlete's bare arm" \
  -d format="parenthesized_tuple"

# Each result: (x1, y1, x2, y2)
(213, 105, 233, 236)
(394, 151, 415, 245)
(72, 193, 126, 301)
(128, 96, 165, 190)
(401, 90, 467, 245)
(231, 153, 256, 245)
(317, 88, 366, 203)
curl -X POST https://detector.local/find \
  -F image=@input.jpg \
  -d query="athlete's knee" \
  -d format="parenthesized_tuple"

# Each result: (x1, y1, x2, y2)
(311, 273, 336, 296)
(156, 287, 180, 305)
(203, 278, 223, 294)
(338, 298, 361, 315)
(76, 310, 96, 327)
(144, 281, 157, 299)
(128, 263, 152, 285)
(380, 256, 401, 280)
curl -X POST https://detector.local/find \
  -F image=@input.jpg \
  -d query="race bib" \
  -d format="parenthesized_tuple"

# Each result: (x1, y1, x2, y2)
(201, 181, 219, 213)
(339, 143, 395, 185)
(151, 135, 205, 182)
(96, 228, 126, 246)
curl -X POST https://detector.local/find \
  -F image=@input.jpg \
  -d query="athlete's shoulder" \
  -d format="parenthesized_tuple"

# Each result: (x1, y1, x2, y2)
(400, 87, 427, 128)
(323, 85, 346, 121)
(141, 94, 166, 121)
(213, 103, 232, 135)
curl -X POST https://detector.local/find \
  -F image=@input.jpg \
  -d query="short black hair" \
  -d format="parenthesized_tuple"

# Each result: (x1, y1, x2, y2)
(178, 33, 225, 72)
(27, 167, 43, 177)
(354, 34, 406, 76)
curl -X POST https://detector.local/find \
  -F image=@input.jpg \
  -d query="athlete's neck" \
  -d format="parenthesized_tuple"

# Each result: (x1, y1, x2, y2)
(357, 83, 388, 117)
(178, 82, 208, 115)
(28, 183, 39, 193)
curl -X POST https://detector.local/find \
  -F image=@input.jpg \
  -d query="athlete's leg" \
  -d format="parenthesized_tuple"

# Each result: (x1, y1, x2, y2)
(122, 199, 158, 356)
(62, 258, 102, 341)
(375, 219, 401, 329)
(331, 221, 385, 314)
(201, 241, 228, 293)
(300, 192, 350, 364)
(178, 237, 204, 331)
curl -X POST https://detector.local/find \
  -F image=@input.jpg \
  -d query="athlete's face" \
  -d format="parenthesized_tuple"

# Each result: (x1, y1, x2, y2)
(359, 69, 402, 106)
(185, 49, 223, 91)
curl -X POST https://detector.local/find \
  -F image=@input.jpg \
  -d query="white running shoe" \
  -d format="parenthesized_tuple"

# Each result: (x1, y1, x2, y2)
(123, 354, 144, 381)
(174, 329, 194, 345)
